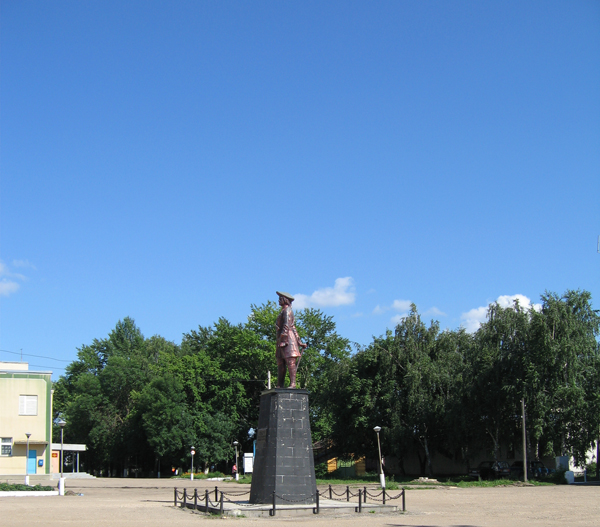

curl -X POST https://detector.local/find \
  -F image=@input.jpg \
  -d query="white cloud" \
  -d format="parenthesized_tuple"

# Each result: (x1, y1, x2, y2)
(425, 307, 447, 317)
(496, 294, 541, 312)
(293, 277, 356, 309)
(392, 299, 412, 312)
(0, 259, 32, 297)
(461, 294, 542, 333)
(374, 299, 412, 315)
(460, 306, 489, 333)
(390, 314, 406, 326)
(388, 299, 413, 326)
(0, 280, 20, 296)
(12, 259, 36, 270)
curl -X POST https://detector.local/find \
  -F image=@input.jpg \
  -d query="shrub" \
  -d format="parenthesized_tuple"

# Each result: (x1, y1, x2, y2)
(548, 469, 567, 484)
(0, 483, 55, 492)
(314, 462, 329, 478)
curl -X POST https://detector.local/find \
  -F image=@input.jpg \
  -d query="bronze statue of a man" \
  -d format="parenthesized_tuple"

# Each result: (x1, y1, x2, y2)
(275, 291, 307, 388)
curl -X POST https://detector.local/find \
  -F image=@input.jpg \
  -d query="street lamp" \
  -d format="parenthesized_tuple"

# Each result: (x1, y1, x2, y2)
(373, 426, 385, 489)
(25, 433, 31, 486)
(190, 446, 195, 481)
(55, 417, 66, 495)
(233, 440, 239, 481)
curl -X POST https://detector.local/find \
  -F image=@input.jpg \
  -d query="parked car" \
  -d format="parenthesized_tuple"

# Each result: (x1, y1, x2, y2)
(510, 460, 554, 479)
(468, 461, 511, 480)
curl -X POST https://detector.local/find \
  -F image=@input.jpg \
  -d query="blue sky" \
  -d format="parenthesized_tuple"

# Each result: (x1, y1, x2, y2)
(1, 1, 598, 379)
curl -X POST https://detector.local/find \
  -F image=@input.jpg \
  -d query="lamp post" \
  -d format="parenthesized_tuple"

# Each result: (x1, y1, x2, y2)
(190, 446, 195, 481)
(233, 440, 239, 481)
(25, 433, 31, 486)
(374, 426, 385, 489)
(55, 417, 66, 495)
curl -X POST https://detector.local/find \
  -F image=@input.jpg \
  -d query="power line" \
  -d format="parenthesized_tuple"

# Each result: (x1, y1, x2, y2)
(28, 364, 66, 371)
(0, 349, 71, 363)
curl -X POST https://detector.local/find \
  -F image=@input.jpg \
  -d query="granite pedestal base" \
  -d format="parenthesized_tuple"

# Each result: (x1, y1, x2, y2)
(249, 388, 316, 504)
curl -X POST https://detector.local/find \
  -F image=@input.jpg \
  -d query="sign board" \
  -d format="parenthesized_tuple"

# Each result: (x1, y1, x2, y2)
(243, 452, 253, 474)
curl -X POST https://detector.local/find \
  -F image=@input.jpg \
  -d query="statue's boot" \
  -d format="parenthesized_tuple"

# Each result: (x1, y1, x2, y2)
(288, 359, 298, 388)
(277, 363, 286, 388)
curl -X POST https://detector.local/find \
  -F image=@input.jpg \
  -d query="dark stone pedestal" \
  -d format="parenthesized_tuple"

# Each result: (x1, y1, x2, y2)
(249, 388, 316, 504)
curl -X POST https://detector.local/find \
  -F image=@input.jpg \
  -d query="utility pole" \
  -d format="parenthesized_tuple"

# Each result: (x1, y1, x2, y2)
(521, 399, 527, 483)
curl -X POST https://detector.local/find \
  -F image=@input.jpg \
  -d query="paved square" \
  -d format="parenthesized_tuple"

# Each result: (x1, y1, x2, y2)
(1, 478, 598, 526)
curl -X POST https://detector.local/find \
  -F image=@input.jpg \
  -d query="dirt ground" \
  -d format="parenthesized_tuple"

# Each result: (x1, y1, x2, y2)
(0, 477, 598, 527)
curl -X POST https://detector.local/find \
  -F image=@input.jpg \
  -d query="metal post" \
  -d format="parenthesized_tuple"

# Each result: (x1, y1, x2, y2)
(356, 489, 362, 513)
(205, 489, 209, 512)
(191, 447, 195, 481)
(219, 491, 224, 515)
(313, 490, 319, 514)
(174, 487, 177, 507)
(382, 487, 386, 505)
(329, 484, 332, 500)
(522, 398, 528, 483)
(25, 433, 31, 486)
(60, 427, 64, 479)
(346, 485, 350, 501)
(270, 490, 276, 516)
(194, 488, 198, 510)
(233, 441, 239, 481)
(363, 486, 367, 503)
(402, 489, 406, 511)
(374, 426, 385, 489)
(182, 488, 187, 508)
(215, 486, 218, 501)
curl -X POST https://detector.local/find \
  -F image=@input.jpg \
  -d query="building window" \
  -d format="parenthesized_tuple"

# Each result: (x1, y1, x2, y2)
(19, 395, 38, 416)
(1, 437, 12, 456)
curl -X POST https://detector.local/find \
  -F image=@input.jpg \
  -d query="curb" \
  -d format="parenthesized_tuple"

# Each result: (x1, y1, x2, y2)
(0, 491, 59, 497)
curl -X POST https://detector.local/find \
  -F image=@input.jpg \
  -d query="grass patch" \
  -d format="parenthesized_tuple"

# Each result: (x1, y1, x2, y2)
(0, 483, 55, 492)
(172, 471, 227, 480)
(429, 476, 554, 488)
(316, 474, 557, 488)
(172, 472, 252, 484)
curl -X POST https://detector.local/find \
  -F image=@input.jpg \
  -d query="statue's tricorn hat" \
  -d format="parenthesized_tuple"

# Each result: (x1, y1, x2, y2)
(276, 291, 295, 301)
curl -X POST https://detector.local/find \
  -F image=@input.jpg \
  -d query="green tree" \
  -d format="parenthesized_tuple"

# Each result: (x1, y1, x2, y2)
(527, 290, 600, 465)
(470, 300, 530, 462)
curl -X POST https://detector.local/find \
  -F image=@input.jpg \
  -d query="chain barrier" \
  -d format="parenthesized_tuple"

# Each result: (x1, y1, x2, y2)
(317, 491, 358, 502)
(206, 496, 219, 508)
(365, 491, 386, 502)
(380, 490, 405, 500)
(174, 485, 406, 513)
(318, 485, 359, 502)
(328, 488, 348, 496)
(222, 495, 262, 508)
(365, 489, 384, 498)
(222, 490, 251, 497)
(274, 493, 316, 504)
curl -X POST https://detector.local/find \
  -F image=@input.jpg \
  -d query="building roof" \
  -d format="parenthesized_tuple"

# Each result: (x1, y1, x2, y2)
(51, 443, 87, 451)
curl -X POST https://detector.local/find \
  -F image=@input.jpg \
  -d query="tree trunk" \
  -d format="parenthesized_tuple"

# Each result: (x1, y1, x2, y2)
(423, 436, 434, 477)
(416, 449, 426, 475)
(487, 427, 500, 461)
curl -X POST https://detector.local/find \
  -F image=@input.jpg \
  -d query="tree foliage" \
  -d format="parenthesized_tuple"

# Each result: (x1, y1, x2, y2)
(55, 291, 600, 476)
